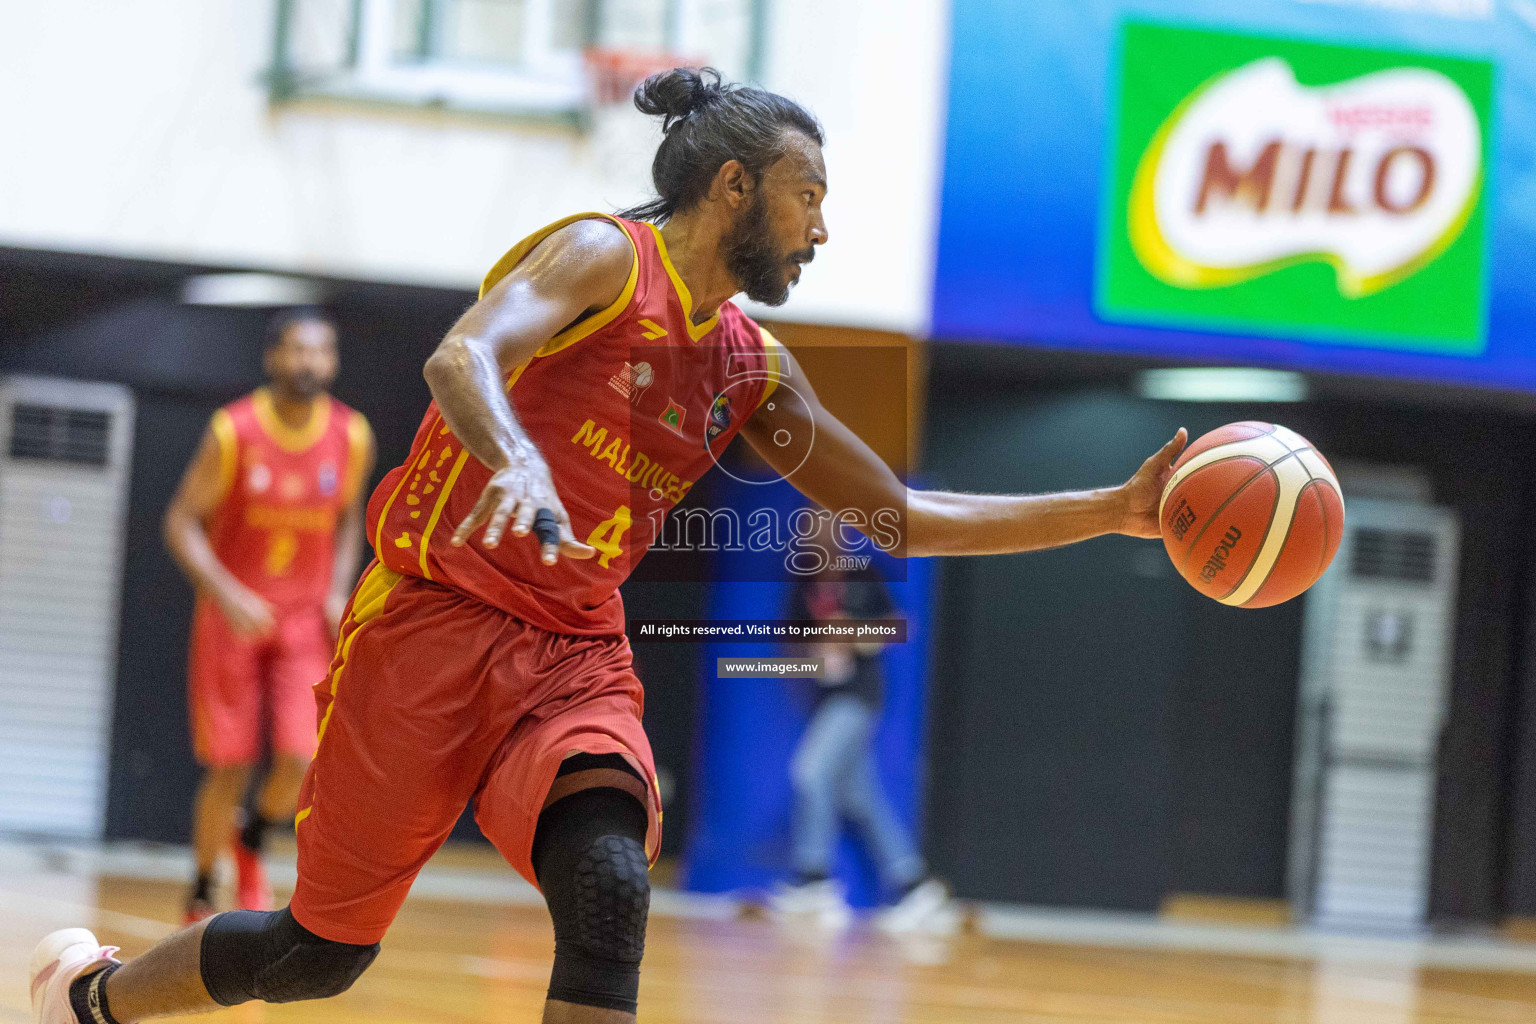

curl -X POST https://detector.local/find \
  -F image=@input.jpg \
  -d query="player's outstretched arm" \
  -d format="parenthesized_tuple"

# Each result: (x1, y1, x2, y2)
(739, 345, 1187, 557)
(421, 219, 634, 563)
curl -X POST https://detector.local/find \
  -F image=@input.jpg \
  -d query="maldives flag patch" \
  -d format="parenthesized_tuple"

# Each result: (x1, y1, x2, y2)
(659, 399, 687, 437)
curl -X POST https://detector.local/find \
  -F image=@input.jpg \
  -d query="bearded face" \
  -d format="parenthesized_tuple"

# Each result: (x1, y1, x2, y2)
(266, 319, 338, 401)
(723, 186, 814, 306)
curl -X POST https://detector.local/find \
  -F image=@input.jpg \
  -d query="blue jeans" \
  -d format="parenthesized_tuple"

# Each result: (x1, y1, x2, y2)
(789, 693, 925, 891)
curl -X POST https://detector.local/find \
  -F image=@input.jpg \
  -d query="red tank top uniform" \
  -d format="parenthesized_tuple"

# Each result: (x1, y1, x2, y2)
(291, 215, 785, 941)
(208, 389, 373, 610)
(367, 213, 786, 633)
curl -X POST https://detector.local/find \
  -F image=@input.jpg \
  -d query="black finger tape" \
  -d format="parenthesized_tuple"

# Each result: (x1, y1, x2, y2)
(532, 507, 560, 547)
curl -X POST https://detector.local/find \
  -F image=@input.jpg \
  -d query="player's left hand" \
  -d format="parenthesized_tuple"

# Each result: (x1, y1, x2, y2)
(1116, 428, 1188, 539)
(451, 453, 596, 564)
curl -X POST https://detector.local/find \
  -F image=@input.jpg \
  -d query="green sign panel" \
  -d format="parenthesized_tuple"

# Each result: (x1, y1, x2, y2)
(1097, 22, 1493, 354)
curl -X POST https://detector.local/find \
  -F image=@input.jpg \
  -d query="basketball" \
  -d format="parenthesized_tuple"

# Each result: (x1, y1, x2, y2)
(1158, 422, 1344, 608)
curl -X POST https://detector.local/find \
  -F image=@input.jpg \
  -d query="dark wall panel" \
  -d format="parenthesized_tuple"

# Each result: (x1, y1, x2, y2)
(1504, 565, 1536, 918)
(921, 346, 1536, 919)
(107, 394, 209, 840)
(925, 389, 1185, 908)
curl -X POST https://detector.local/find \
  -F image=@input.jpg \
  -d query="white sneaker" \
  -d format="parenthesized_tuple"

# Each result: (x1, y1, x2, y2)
(874, 878, 961, 936)
(30, 928, 120, 1024)
(768, 879, 852, 930)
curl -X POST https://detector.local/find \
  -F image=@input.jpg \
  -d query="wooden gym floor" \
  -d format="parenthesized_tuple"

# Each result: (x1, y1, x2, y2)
(4, 848, 1536, 1024)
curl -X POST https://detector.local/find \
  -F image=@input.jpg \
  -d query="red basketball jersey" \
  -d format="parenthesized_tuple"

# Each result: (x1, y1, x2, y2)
(367, 213, 785, 635)
(207, 389, 373, 610)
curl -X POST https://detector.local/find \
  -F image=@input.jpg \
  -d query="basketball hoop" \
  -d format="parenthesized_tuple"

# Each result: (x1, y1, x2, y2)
(584, 47, 701, 107)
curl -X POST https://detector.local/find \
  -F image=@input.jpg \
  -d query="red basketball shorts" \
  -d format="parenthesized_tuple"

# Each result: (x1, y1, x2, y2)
(289, 562, 660, 945)
(187, 598, 331, 767)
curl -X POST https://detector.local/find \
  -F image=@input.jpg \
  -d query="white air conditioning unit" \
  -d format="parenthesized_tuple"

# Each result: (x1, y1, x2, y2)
(0, 376, 135, 838)
(1288, 496, 1460, 931)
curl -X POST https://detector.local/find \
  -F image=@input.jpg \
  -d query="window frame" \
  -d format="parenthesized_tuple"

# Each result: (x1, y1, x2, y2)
(268, 0, 766, 126)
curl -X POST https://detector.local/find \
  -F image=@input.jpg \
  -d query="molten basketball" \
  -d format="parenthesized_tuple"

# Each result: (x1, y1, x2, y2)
(1159, 422, 1344, 608)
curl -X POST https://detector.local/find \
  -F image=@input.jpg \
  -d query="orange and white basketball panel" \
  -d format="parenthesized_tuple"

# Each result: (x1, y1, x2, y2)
(1241, 478, 1345, 608)
(1169, 461, 1279, 600)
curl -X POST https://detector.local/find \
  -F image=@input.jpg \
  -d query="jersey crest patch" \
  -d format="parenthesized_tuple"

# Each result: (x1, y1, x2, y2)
(705, 392, 732, 447)
(659, 399, 687, 437)
(247, 463, 272, 495)
(608, 361, 654, 405)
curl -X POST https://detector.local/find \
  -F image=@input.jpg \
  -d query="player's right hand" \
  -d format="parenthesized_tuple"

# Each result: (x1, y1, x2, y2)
(216, 583, 277, 638)
(451, 453, 596, 565)
(1116, 428, 1188, 539)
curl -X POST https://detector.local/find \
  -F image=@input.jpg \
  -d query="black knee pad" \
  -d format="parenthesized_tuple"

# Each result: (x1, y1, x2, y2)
(201, 907, 379, 1006)
(534, 774, 651, 1014)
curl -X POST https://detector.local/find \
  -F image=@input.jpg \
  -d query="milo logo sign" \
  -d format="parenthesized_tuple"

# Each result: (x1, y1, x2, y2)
(1098, 23, 1492, 354)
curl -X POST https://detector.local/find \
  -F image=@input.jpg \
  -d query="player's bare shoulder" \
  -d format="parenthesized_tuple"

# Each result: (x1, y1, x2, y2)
(517, 217, 635, 315)
(551, 217, 632, 268)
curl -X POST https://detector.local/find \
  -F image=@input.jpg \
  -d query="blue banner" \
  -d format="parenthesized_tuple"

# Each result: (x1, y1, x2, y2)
(934, 0, 1536, 391)
(682, 477, 935, 908)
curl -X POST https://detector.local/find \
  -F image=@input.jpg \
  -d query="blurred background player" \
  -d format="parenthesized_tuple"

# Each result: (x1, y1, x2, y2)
(772, 523, 954, 932)
(162, 309, 374, 923)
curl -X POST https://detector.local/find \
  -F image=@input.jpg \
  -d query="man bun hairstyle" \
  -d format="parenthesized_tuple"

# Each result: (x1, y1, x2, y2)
(618, 67, 823, 223)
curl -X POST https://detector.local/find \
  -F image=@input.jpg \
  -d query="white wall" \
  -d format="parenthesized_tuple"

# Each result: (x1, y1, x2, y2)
(0, 0, 947, 335)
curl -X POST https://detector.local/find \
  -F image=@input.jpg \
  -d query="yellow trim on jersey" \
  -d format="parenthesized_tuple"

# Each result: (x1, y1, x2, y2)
(342, 411, 374, 505)
(373, 418, 437, 557)
(209, 408, 238, 503)
(252, 388, 332, 453)
(504, 362, 530, 392)
(480, 212, 640, 360)
(313, 563, 402, 747)
(648, 223, 721, 342)
(418, 449, 470, 580)
(408, 346, 533, 573)
(756, 328, 786, 410)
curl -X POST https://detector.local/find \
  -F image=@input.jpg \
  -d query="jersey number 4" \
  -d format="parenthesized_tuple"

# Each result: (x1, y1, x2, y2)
(586, 506, 632, 569)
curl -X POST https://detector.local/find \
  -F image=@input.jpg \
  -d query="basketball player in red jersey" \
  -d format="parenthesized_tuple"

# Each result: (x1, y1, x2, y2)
(160, 310, 375, 924)
(29, 70, 1184, 1024)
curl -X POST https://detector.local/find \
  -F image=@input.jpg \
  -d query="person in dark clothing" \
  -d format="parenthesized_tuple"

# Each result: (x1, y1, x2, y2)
(772, 562, 955, 932)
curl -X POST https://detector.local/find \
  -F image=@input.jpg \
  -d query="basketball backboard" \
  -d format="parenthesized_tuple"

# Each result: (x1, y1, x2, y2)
(271, 0, 764, 122)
